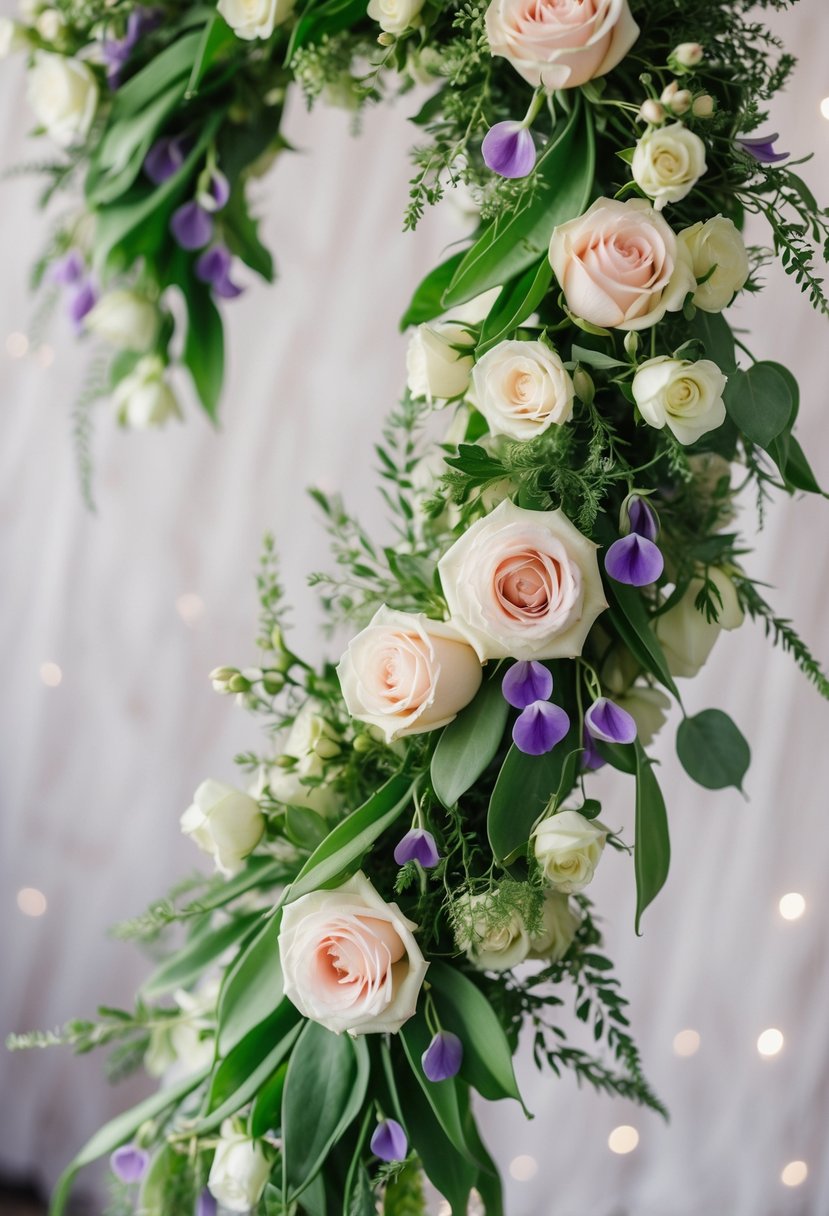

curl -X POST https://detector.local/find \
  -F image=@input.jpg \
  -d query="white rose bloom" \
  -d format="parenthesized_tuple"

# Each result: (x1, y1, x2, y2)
(632, 356, 727, 445)
(0, 16, 28, 55)
(406, 321, 474, 402)
(27, 53, 98, 147)
(35, 8, 65, 42)
(631, 123, 707, 210)
(208, 1121, 271, 1213)
(337, 606, 482, 743)
(655, 568, 744, 678)
(471, 340, 575, 441)
(85, 289, 158, 352)
(145, 979, 221, 1081)
(368, 0, 424, 35)
(458, 893, 531, 973)
(279, 872, 428, 1035)
(217, 0, 295, 40)
(180, 779, 265, 876)
(678, 215, 750, 312)
(527, 892, 580, 962)
(438, 499, 607, 662)
(263, 701, 339, 815)
(614, 685, 671, 746)
(533, 810, 607, 894)
(113, 355, 182, 429)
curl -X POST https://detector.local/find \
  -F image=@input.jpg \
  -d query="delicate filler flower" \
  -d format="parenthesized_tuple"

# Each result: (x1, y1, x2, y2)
(370, 1119, 408, 1162)
(394, 827, 441, 868)
(632, 356, 727, 445)
(422, 1030, 464, 1082)
(502, 659, 553, 709)
(631, 122, 707, 211)
(48, 249, 85, 287)
(584, 696, 637, 745)
(67, 280, 98, 333)
(482, 121, 536, 179)
(196, 245, 244, 299)
(110, 1145, 149, 1184)
(170, 200, 214, 250)
(604, 533, 664, 586)
(672, 41, 703, 69)
(471, 339, 575, 440)
(678, 216, 749, 313)
(736, 132, 789, 165)
(262, 701, 339, 816)
(513, 699, 570, 755)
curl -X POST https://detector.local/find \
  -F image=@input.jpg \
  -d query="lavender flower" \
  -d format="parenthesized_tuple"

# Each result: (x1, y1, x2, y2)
(110, 1144, 149, 1184)
(67, 280, 98, 333)
(196, 1190, 217, 1216)
(584, 697, 637, 745)
(195, 245, 244, 300)
(501, 659, 553, 709)
(604, 533, 664, 586)
(625, 496, 659, 542)
(482, 121, 536, 179)
(170, 201, 213, 251)
(421, 1030, 463, 1082)
(513, 700, 570, 756)
(581, 728, 606, 772)
(393, 827, 440, 869)
(370, 1119, 408, 1163)
(198, 167, 231, 213)
(103, 8, 161, 87)
(736, 132, 789, 165)
(144, 135, 191, 186)
(48, 249, 85, 287)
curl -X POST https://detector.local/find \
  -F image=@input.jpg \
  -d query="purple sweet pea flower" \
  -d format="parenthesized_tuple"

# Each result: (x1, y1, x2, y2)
(604, 533, 664, 587)
(581, 727, 606, 772)
(199, 168, 230, 212)
(584, 697, 637, 745)
(626, 496, 659, 542)
(422, 1030, 463, 1082)
(170, 201, 213, 251)
(48, 249, 85, 287)
(370, 1119, 408, 1163)
(736, 132, 789, 165)
(103, 8, 161, 87)
(68, 279, 98, 333)
(110, 1144, 149, 1184)
(482, 121, 537, 179)
(394, 827, 441, 869)
(513, 699, 570, 756)
(195, 1189, 217, 1216)
(502, 659, 553, 709)
(195, 245, 244, 299)
(144, 135, 191, 186)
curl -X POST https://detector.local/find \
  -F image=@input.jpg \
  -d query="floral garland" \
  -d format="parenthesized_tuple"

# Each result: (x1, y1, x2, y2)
(6, 0, 829, 1214)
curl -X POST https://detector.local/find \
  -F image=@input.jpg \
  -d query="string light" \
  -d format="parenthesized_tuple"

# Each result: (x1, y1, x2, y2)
(820, 97, 829, 121)
(673, 1029, 701, 1057)
(757, 1028, 784, 1058)
(778, 892, 806, 921)
(781, 1161, 808, 1188)
(608, 1126, 639, 1155)
(39, 661, 63, 687)
(176, 593, 205, 626)
(6, 331, 29, 358)
(17, 888, 48, 917)
(509, 1156, 538, 1181)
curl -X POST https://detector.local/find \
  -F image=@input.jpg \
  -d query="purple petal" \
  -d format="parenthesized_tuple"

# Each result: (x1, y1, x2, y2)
(736, 133, 789, 164)
(422, 1030, 463, 1082)
(68, 279, 98, 332)
(370, 1119, 408, 1163)
(482, 121, 536, 179)
(626, 496, 659, 542)
(502, 660, 553, 709)
(196, 1189, 217, 1216)
(195, 245, 245, 300)
(585, 697, 637, 745)
(604, 534, 664, 587)
(204, 168, 230, 211)
(394, 827, 441, 868)
(581, 728, 606, 772)
(110, 1145, 149, 1184)
(170, 201, 213, 251)
(144, 135, 190, 186)
(513, 700, 570, 756)
(48, 249, 85, 287)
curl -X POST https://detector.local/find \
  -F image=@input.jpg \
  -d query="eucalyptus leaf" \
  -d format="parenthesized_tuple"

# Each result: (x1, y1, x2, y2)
(106, 29, 204, 121)
(399, 1014, 479, 1165)
(605, 580, 680, 700)
(249, 1060, 289, 1138)
(476, 258, 553, 356)
(216, 909, 284, 1055)
(200, 1002, 302, 1133)
(141, 910, 261, 999)
(570, 344, 628, 370)
(186, 13, 236, 96)
(431, 670, 509, 808)
(634, 741, 670, 934)
(183, 279, 224, 421)
(687, 309, 736, 373)
(724, 361, 792, 449)
(401, 1071, 477, 1216)
(676, 709, 750, 790)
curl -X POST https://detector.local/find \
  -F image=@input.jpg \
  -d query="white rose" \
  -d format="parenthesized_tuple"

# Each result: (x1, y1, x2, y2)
(279, 872, 428, 1035)
(0, 16, 28, 55)
(614, 685, 671, 746)
(471, 340, 575, 441)
(438, 498, 607, 661)
(678, 215, 750, 312)
(532, 810, 607, 894)
(113, 355, 182, 429)
(208, 1121, 271, 1214)
(485, 0, 639, 91)
(457, 892, 531, 973)
(35, 8, 65, 42)
(632, 356, 727, 446)
(217, 0, 295, 40)
(631, 122, 707, 211)
(655, 568, 744, 678)
(527, 892, 580, 962)
(368, 0, 424, 35)
(337, 606, 482, 743)
(180, 779, 265, 876)
(406, 322, 474, 402)
(145, 979, 220, 1081)
(263, 701, 339, 815)
(85, 289, 158, 352)
(27, 53, 98, 147)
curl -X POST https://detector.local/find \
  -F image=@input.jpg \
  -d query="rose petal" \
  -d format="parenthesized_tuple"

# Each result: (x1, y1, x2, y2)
(370, 1119, 408, 1162)
(421, 1030, 463, 1082)
(604, 534, 664, 586)
(585, 696, 637, 745)
(501, 659, 554, 709)
(513, 699, 570, 755)
(482, 121, 536, 179)
(394, 827, 441, 869)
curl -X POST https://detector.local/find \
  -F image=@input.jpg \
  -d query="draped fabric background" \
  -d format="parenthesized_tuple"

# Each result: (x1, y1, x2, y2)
(1, 4, 828, 1212)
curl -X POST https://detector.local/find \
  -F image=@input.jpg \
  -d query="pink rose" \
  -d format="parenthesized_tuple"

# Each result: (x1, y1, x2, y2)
(438, 499, 607, 661)
(279, 872, 428, 1035)
(485, 0, 639, 91)
(337, 606, 482, 742)
(549, 197, 695, 331)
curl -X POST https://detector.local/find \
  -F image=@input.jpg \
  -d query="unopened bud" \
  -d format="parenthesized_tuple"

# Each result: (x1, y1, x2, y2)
(274, 753, 297, 770)
(353, 733, 374, 754)
(228, 673, 251, 693)
(572, 368, 595, 406)
(638, 99, 665, 125)
(270, 626, 285, 652)
(209, 665, 236, 683)
(673, 42, 703, 68)
(660, 80, 679, 105)
(377, 31, 394, 46)
(623, 331, 640, 358)
(314, 737, 342, 761)
(262, 672, 285, 695)
(692, 93, 714, 118)
(670, 89, 692, 115)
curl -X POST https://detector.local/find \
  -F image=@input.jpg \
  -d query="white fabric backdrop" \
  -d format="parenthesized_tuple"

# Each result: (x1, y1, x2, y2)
(1, 4, 828, 1212)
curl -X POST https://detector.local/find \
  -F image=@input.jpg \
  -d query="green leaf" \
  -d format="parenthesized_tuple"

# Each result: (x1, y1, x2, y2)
(457, 1087, 503, 1216)
(286, 0, 369, 61)
(777, 432, 826, 496)
(595, 740, 636, 775)
(443, 99, 594, 308)
(285, 773, 413, 904)
(285, 804, 329, 851)
(222, 186, 275, 282)
(676, 709, 750, 791)
(86, 80, 188, 206)
(400, 250, 467, 329)
(183, 279, 224, 420)
(604, 578, 679, 700)
(431, 670, 509, 808)
(216, 909, 285, 1055)
(141, 910, 261, 1000)
(400, 1015, 479, 1165)
(342, 1109, 374, 1216)
(200, 1002, 302, 1133)
(570, 343, 628, 370)
(49, 1069, 207, 1216)
(724, 361, 792, 449)
(109, 30, 205, 119)
(634, 740, 670, 934)
(687, 310, 736, 373)
(428, 962, 526, 1109)
(400, 1068, 477, 1216)
(282, 1022, 370, 1201)
(476, 258, 553, 356)
(249, 1060, 289, 1138)
(138, 1144, 192, 1216)
(186, 13, 236, 97)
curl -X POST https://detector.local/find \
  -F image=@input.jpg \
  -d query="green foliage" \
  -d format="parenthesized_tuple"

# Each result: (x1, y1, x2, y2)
(431, 668, 509, 808)
(677, 709, 751, 791)
(634, 741, 671, 935)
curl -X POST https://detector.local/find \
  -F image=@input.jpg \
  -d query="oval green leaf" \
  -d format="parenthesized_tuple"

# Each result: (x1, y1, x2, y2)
(676, 708, 750, 790)
(431, 670, 509, 808)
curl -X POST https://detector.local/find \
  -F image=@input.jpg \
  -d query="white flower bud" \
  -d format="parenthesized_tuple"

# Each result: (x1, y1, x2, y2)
(638, 98, 666, 125)
(692, 93, 715, 118)
(673, 42, 704, 68)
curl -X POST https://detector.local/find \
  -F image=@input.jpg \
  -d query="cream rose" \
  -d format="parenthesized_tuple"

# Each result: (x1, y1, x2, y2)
(208, 1121, 271, 1213)
(631, 123, 707, 211)
(632, 356, 727, 445)
(217, 0, 295, 40)
(457, 892, 531, 972)
(533, 809, 607, 893)
(180, 779, 265, 876)
(484, 0, 639, 91)
(678, 215, 750, 312)
(337, 606, 482, 743)
(471, 339, 574, 441)
(27, 53, 98, 147)
(655, 568, 744, 678)
(615, 684, 671, 746)
(549, 197, 694, 331)
(368, 0, 424, 35)
(527, 892, 580, 961)
(113, 355, 182, 429)
(35, 8, 65, 42)
(279, 872, 428, 1035)
(406, 321, 474, 402)
(262, 701, 339, 815)
(438, 498, 607, 661)
(85, 289, 158, 352)
(145, 979, 220, 1081)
